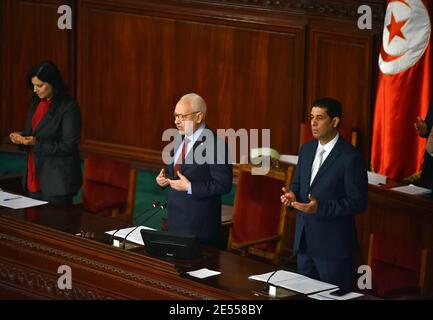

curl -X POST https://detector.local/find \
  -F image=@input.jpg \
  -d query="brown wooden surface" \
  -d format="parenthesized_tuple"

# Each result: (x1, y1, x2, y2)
(306, 21, 377, 159)
(1, 0, 385, 166)
(0, 203, 277, 299)
(277, 161, 433, 297)
(0, 175, 384, 300)
(355, 184, 433, 295)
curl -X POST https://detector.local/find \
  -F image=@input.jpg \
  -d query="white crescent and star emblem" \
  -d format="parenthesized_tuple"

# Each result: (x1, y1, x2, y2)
(379, 0, 431, 75)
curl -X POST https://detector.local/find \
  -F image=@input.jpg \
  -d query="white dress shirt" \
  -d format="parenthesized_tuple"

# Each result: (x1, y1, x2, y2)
(310, 132, 339, 185)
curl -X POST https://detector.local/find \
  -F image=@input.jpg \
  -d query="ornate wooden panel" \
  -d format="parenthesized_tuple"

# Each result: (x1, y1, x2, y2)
(77, 0, 306, 162)
(0, 0, 74, 142)
(1, 0, 385, 165)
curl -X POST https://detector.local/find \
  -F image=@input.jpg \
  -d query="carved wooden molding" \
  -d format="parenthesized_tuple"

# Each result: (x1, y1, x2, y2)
(0, 232, 215, 299)
(182, 0, 385, 21)
(0, 261, 112, 300)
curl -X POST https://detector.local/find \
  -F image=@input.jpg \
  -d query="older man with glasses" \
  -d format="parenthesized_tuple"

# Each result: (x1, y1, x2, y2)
(156, 93, 232, 248)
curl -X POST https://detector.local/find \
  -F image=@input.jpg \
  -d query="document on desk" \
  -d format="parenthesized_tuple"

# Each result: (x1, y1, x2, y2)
(308, 288, 363, 300)
(278, 277, 337, 294)
(249, 270, 303, 283)
(0, 191, 48, 209)
(279, 155, 299, 165)
(105, 226, 156, 246)
(390, 184, 431, 196)
(187, 268, 221, 279)
(367, 171, 387, 185)
(249, 270, 337, 294)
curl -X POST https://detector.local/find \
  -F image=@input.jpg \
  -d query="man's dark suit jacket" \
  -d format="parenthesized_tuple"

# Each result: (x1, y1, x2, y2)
(21, 95, 82, 196)
(421, 100, 433, 190)
(291, 135, 368, 260)
(164, 128, 232, 245)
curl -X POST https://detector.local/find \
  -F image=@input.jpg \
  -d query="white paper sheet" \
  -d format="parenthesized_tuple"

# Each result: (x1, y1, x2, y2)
(187, 268, 221, 279)
(105, 226, 156, 246)
(0, 191, 48, 209)
(248, 270, 303, 283)
(277, 277, 337, 294)
(279, 155, 299, 165)
(367, 171, 387, 185)
(249, 270, 337, 295)
(390, 184, 431, 196)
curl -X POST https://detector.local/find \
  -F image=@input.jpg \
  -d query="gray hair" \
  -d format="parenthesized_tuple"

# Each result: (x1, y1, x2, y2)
(180, 93, 207, 115)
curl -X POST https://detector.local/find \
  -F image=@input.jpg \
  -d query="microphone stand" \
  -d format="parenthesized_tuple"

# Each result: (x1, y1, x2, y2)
(121, 202, 164, 249)
(141, 203, 167, 226)
(110, 201, 158, 247)
(255, 270, 293, 298)
(264, 270, 278, 293)
(109, 228, 122, 245)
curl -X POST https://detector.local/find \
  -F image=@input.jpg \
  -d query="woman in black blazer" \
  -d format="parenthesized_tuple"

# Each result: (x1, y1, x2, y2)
(9, 61, 82, 205)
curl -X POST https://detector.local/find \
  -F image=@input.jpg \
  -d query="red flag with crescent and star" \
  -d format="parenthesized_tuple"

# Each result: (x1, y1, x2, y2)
(371, 0, 432, 181)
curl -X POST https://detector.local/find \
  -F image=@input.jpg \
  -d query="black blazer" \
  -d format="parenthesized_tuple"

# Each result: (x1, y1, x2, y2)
(164, 127, 232, 245)
(421, 100, 433, 189)
(21, 95, 82, 196)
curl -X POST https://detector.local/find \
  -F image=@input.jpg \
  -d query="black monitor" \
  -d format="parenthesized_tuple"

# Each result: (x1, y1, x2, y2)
(140, 229, 202, 260)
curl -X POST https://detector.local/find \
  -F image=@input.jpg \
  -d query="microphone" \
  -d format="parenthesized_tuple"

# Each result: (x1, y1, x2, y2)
(109, 228, 122, 245)
(141, 202, 167, 225)
(121, 201, 162, 249)
(110, 201, 159, 246)
(138, 201, 161, 216)
(264, 270, 278, 294)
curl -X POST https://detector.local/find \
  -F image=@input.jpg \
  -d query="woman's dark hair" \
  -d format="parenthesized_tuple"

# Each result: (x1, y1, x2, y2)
(26, 61, 68, 101)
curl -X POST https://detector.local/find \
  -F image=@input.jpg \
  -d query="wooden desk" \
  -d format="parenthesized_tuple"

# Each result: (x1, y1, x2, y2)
(0, 202, 282, 300)
(0, 176, 378, 300)
(279, 163, 433, 296)
(355, 184, 433, 294)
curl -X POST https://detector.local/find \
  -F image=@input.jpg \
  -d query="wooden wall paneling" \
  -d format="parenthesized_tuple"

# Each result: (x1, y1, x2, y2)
(306, 20, 379, 161)
(3, 0, 74, 140)
(78, 0, 307, 163)
(78, 3, 179, 161)
(1, 0, 383, 169)
(0, 1, 11, 143)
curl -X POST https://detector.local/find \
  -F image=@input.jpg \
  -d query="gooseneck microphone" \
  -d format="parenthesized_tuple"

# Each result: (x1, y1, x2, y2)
(264, 270, 278, 293)
(110, 201, 159, 246)
(141, 202, 167, 225)
(121, 201, 164, 249)
(109, 228, 122, 245)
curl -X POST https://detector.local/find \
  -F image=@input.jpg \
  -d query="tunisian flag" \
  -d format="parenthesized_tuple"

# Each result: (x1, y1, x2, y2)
(371, 0, 432, 181)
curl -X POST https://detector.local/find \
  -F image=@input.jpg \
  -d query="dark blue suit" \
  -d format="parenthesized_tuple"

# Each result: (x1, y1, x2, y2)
(291, 135, 368, 290)
(164, 128, 232, 247)
(420, 100, 433, 190)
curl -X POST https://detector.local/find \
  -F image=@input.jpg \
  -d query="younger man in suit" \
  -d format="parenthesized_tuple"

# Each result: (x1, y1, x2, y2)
(281, 98, 368, 291)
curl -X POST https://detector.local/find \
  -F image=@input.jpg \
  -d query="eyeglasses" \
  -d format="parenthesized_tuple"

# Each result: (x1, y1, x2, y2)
(173, 111, 200, 121)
